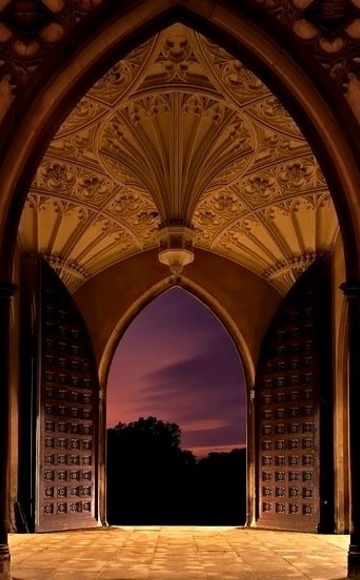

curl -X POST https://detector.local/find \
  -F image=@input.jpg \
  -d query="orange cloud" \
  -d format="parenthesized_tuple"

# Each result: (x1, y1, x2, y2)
(188, 443, 246, 458)
(181, 418, 230, 432)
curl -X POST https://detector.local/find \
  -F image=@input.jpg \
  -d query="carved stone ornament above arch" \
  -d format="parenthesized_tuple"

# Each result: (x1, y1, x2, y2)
(256, 0, 360, 97)
(1, 0, 360, 124)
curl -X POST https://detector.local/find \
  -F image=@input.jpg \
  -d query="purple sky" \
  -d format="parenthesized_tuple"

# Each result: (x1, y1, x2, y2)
(107, 287, 247, 457)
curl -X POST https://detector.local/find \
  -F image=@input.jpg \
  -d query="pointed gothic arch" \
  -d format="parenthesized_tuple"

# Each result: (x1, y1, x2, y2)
(98, 275, 253, 526)
(2, 2, 360, 578)
(99, 276, 254, 391)
(0, 0, 359, 281)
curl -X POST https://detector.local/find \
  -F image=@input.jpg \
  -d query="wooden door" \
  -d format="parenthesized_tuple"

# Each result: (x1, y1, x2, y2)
(255, 259, 333, 532)
(34, 258, 99, 532)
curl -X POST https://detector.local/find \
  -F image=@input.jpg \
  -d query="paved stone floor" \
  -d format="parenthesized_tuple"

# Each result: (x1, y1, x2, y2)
(8, 526, 349, 580)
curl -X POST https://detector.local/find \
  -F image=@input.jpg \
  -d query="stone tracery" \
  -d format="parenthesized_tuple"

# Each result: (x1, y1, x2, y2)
(18, 23, 338, 294)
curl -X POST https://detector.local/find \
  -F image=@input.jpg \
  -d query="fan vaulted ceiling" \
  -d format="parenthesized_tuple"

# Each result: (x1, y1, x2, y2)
(18, 23, 338, 294)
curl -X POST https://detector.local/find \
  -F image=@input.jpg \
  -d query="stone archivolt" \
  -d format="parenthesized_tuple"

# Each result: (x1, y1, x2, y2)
(18, 24, 338, 294)
(1, 1, 360, 123)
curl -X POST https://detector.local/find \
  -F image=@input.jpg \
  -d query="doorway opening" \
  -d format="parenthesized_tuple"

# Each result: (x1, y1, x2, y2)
(106, 286, 247, 525)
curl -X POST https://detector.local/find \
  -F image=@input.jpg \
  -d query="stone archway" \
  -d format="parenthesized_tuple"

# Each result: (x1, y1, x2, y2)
(2, 1, 360, 578)
(73, 249, 280, 526)
(103, 281, 250, 527)
(103, 277, 255, 527)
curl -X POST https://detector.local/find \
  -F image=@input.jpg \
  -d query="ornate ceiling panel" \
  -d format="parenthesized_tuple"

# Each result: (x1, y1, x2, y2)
(18, 23, 338, 294)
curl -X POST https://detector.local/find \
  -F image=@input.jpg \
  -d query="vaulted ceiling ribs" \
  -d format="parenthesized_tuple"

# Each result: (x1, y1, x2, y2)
(18, 24, 338, 294)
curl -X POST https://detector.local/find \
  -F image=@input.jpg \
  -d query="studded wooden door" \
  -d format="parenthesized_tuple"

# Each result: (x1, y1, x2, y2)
(255, 259, 333, 532)
(35, 258, 99, 532)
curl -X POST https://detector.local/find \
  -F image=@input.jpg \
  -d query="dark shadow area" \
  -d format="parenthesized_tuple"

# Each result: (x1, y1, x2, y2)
(107, 416, 246, 525)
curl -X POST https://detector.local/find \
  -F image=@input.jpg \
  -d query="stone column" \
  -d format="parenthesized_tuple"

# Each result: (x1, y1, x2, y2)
(247, 388, 256, 527)
(340, 281, 360, 578)
(0, 282, 16, 580)
(98, 385, 108, 526)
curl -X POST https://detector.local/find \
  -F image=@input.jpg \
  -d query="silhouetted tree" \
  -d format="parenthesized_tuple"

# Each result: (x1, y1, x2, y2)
(111, 416, 181, 458)
(107, 417, 197, 524)
(107, 416, 246, 526)
(194, 448, 247, 524)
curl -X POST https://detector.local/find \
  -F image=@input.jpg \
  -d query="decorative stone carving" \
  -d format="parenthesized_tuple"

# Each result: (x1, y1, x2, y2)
(157, 220, 196, 275)
(0, 0, 358, 129)
(18, 23, 338, 294)
(264, 251, 327, 293)
(0, 0, 105, 118)
(256, 0, 360, 98)
(42, 254, 89, 291)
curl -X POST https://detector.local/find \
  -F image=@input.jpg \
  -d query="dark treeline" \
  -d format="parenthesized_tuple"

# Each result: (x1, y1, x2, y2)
(107, 416, 246, 525)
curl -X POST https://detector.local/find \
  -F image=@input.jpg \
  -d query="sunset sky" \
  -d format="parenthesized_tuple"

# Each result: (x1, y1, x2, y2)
(107, 287, 247, 457)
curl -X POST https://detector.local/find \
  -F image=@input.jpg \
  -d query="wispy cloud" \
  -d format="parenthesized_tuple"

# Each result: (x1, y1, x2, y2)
(107, 287, 247, 453)
(180, 418, 230, 432)
(188, 443, 247, 458)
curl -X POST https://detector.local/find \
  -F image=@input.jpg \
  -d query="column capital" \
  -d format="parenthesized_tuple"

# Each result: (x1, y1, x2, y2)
(0, 282, 17, 299)
(340, 280, 360, 299)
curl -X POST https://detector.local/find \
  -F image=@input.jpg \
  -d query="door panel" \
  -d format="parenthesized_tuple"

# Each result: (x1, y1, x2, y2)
(255, 259, 333, 532)
(35, 258, 99, 532)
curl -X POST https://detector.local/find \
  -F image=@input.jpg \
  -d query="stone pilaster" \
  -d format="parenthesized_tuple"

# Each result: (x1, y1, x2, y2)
(340, 281, 360, 578)
(0, 282, 16, 580)
(98, 386, 108, 527)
